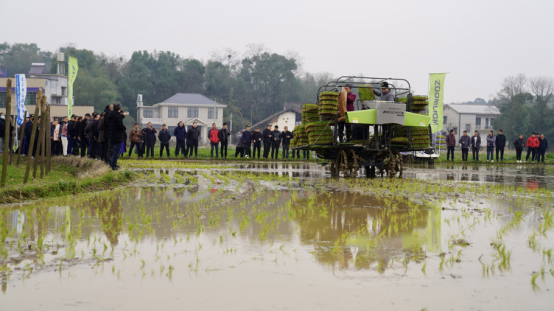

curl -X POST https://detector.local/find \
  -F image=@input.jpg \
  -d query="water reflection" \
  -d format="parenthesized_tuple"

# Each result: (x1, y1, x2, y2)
(290, 192, 441, 272)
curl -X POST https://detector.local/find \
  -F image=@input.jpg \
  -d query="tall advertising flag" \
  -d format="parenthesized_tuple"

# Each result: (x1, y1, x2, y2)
(67, 56, 79, 118)
(428, 73, 446, 134)
(15, 74, 27, 126)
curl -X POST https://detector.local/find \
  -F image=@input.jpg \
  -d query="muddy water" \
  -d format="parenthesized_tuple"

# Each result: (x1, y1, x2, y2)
(2, 177, 554, 311)
(148, 161, 554, 189)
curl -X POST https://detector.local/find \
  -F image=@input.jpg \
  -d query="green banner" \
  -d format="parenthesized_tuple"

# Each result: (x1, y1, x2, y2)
(428, 73, 446, 134)
(67, 56, 79, 118)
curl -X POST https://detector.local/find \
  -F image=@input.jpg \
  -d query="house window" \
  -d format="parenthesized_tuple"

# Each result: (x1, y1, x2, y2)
(443, 116, 447, 124)
(475, 117, 481, 126)
(466, 124, 471, 133)
(24, 92, 37, 106)
(208, 107, 218, 119)
(0, 92, 5, 108)
(54, 97, 61, 104)
(188, 107, 199, 118)
(168, 107, 178, 118)
(61, 87, 67, 96)
(485, 118, 489, 126)
(143, 109, 153, 118)
(453, 127, 458, 135)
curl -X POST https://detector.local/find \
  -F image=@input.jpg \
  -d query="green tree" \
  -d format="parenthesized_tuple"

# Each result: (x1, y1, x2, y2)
(0, 43, 51, 76)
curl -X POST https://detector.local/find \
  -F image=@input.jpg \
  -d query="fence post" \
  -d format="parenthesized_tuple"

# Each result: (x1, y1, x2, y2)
(23, 90, 43, 184)
(46, 104, 52, 175)
(33, 96, 47, 179)
(1, 79, 12, 187)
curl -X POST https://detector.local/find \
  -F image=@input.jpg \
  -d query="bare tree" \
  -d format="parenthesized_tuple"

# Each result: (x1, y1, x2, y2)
(529, 76, 554, 106)
(497, 74, 527, 103)
(244, 43, 270, 59)
(208, 47, 241, 74)
(284, 50, 304, 77)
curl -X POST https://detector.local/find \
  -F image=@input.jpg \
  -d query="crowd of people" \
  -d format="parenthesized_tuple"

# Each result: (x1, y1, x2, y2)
(0, 104, 129, 170)
(445, 129, 548, 163)
(2, 110, 313, 168)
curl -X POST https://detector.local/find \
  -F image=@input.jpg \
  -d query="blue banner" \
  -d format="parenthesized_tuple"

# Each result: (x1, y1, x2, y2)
(15, 74, 27, 126)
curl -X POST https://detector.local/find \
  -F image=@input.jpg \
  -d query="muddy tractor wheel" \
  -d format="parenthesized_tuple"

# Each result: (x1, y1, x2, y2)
(337, 150, 349, 177)
(330, 160, 339, 177)
(365, 166, 376, 178)
(348, 150, 359, 178)
(387, 152, 396, 178)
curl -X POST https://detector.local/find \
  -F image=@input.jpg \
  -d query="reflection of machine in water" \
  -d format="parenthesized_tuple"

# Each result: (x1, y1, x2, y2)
(290, 192, 441, 272)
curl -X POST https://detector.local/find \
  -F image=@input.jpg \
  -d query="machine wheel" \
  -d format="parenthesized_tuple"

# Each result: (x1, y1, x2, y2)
(337, 150, 349, 177)
(330, 160, 339, 177)
(387, 152, 396, 178)
(365, 166, 375, 178)
(348, 150, 359, 178)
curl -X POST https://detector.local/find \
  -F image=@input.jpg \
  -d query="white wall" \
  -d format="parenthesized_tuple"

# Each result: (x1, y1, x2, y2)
(275, 111, 296, 132)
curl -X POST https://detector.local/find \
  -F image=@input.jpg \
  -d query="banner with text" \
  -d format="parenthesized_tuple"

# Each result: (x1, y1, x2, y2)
(428, 73, 446, 134)
(67, 56, 79, 118)
(15, 74, 27, 126)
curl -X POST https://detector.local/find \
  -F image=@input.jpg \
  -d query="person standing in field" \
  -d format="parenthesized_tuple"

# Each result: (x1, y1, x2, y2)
(142, 122, 157, 158)
(263, 125, 273, 159)
(235, 131, 245, 157)
(495, 129, 506, 162)
(106, 104, 126, 170)
(209, 123, 220, 158)
(471, 131, 481, 161)
(513, 134, 525, 163)
(242, 125, 252, 158)
(446, 130, 456, 161)
(486, 130, 495, 162)
(459, 130, 470, 162)
(281, 126, 293, 159)
(98, 111, 108, 162)
(271, 125, 281, 159)
(187, 122, 200, 158)
(128, 123, 143, 159)
(526, 133, 539, 163)
(67, 115, 75, 155)
(158, 124, 171, 158)
(251, 127, 263, 159)
(174, 121, 187, 158)
(537, 134, 548, 163)
(218, 123, 231, 159)
(61, 117, 69, 156)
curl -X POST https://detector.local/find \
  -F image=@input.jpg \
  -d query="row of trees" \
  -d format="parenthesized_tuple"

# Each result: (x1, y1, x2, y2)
(492, 74, 554, 143)
(0, 43, 334, 132)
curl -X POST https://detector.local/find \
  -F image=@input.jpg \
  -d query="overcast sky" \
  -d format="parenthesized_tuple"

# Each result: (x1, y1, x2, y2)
(5, 0, 553, 103)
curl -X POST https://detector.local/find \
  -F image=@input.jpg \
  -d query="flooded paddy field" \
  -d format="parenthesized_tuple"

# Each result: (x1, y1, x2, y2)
(1, 162, 554, 310)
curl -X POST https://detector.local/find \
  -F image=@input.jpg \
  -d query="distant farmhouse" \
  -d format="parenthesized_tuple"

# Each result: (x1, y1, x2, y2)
(137, 93, 226, 144)
(443, 104, 501, 141)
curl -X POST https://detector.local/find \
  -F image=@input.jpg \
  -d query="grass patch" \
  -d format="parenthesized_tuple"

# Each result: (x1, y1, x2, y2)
(0, 156, 135, 205)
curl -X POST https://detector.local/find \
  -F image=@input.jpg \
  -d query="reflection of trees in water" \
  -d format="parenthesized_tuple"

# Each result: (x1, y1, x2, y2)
(80, 194, 123, 246)
(290, 192, 437, 272)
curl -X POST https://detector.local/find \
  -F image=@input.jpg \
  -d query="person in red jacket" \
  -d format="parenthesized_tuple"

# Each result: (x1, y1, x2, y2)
(525, 133, 540, 162)
(338, 84, 357, 142)
(209, 123, 220, 158)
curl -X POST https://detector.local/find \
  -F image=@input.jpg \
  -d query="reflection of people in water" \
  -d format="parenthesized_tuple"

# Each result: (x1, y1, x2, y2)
(289, 192, 438, 272)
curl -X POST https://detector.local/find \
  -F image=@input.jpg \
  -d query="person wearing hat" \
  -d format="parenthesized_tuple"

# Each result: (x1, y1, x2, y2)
(271, 125, 281, 159)
(262, 124, 273, 159)
(242, 125, 252, 158)
(373, 82, 395, 102)
(251, 127, 263, 159)
(158, 123, 171, 158)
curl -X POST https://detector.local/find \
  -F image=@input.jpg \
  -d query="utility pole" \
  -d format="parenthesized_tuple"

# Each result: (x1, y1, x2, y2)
(230, 113, 233, 144)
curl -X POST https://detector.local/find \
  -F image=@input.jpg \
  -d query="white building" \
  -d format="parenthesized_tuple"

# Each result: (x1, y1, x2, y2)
(443, 104, 501, 141)
(137, 93, 226, 144)
(247, 108, 300, 133)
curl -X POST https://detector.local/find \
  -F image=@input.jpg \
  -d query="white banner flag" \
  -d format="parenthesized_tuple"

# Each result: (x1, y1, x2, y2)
(15, 74, 27, 126)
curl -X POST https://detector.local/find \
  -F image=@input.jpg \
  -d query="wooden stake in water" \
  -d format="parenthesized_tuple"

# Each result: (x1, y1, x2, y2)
(1, 79, 12, 187)
(33, 96, 47, 179)
(46, 104, 52, 175)
(23, 90, 43, 184)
